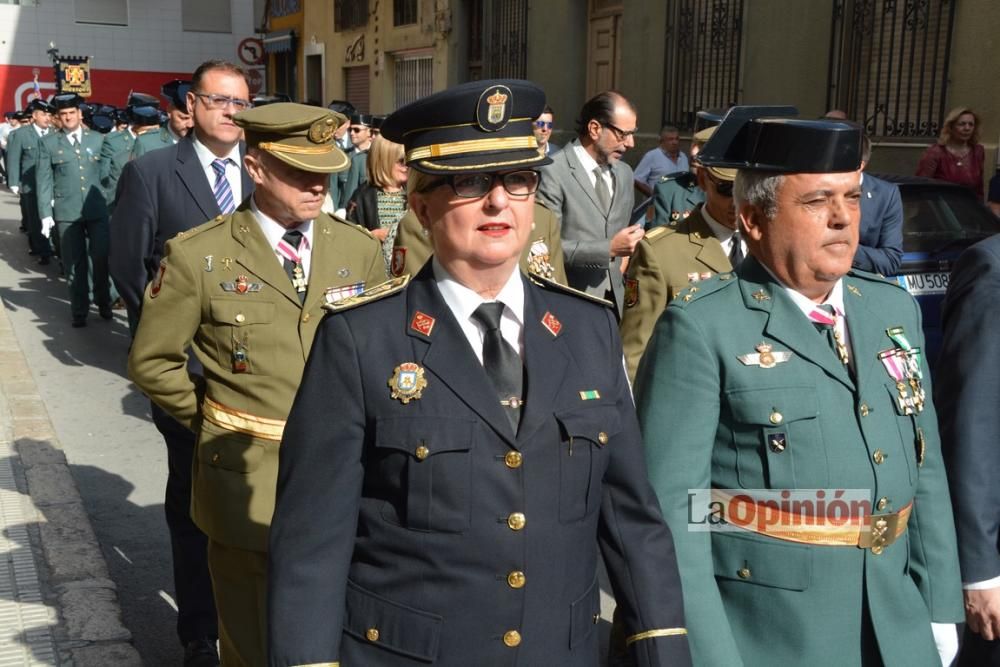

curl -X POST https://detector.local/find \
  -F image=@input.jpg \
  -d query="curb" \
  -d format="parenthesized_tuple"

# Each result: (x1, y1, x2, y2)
(0, 297, 141, 665)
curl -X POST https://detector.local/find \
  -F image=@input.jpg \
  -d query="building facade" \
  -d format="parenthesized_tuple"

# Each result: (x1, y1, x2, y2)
(0, 0, 261, 111)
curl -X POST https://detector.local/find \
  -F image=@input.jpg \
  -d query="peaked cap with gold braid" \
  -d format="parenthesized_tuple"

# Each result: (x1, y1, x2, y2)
(233, 102, 350, 173)
(380, 79, 552, 174)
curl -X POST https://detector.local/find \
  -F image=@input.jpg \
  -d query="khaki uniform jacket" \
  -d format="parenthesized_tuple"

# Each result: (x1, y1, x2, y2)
(128, 203, 386, 552)
(390, 202, 567, 284)
(620, 207, 731, 380)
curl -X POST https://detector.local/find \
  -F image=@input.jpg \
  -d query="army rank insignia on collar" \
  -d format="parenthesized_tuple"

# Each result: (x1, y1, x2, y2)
(389, 362, 427, 404)
(410, 311, 435, 337)
(751, 289, 771, 302)
(221, 275, 263, 294)
(738, 343, 792, 368)
(541, 311, 562, 337)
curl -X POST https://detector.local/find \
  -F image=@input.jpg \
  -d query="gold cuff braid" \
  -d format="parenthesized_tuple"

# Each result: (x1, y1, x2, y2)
(625, 628, 688, 646)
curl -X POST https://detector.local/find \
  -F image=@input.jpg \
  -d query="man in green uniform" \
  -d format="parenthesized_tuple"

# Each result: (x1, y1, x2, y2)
(648, 130, 709, 229)
(101, 92, 159, 206)
(620, 127, 736, 380)
(132, 80, 193, 159)
(337, 111, 373, 210)
(127, 103, 386, 666)
(390, 202, 567, 284)
(37, 93, 113, 327)
(634, 107, 963, 666)
(7, 99, 54, 265)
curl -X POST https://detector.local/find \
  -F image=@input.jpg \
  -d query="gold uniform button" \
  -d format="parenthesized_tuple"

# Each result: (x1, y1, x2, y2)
(235, 313, 246, 323)
(301, 312, 310, 323)
(504, 451, 522, 469)
(872, 449, 885, 465)
(871, 545, 884, 556)
(877, 497, 889, 511)
(415, 445, 429, 461)
(507, 512, 526, 531)
(597, 432, 609, 445)
(503, 630, 521, 647)
(769, 411, 783, 425)
(737, 567, 751, 579)
(507, 571, 525, 589)
(211, 453, 220, 463)
(365, 627, 379, 642)
(860, 404, 870, 417)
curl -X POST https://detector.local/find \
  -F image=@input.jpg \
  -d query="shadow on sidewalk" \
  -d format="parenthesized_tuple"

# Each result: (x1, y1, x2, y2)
(7, 438, 179, 666)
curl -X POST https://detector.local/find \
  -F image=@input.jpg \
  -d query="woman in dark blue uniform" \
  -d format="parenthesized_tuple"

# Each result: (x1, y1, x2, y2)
(267, 79, 691, 667)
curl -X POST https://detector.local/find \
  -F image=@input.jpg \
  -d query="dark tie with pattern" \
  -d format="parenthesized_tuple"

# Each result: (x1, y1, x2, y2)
(472, 302, 523, 433)
(729, 231, 745, 268)
(279, 229, 306, 302)
(809, 303, 849, 366)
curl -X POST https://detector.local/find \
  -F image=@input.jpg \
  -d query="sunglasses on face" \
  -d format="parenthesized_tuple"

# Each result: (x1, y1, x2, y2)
(534, 120, 553, 129)
(708, 175, 734, 197)
(349, 126, 368, 133)
(420, 170, 541, 198)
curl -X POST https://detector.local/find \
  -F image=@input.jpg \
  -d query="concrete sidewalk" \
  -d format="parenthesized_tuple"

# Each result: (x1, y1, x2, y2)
(0, 251, 139, 664)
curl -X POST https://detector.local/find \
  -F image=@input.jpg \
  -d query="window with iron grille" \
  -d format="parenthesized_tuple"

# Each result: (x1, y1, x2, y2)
(336, 0, 369, 31)
(394, 55, 433, 108)
(661, 0, 744, 132)
(271, 0, 301, 17)
(466, 0, 528, 81)
(394, 0, 418, 26)
(827, 0, 956, 138)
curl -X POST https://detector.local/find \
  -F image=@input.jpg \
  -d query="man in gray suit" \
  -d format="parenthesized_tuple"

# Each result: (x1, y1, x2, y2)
(537, 91, 643, 316)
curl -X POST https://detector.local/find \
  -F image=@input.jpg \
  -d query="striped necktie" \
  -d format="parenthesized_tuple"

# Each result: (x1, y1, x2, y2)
(277, 229, 307, 302)
(211, 158, 235, 214)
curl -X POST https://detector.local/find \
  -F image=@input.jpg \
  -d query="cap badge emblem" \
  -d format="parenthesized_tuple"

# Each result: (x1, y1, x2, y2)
(476, 84, 513, 132)
(307, 117, 336, 144)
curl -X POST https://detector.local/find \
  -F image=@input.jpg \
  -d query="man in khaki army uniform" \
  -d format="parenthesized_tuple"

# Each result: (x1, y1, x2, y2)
(390, 201, 568, 283)
(620, 126, 738, 380)
(128, 102, 386, 666)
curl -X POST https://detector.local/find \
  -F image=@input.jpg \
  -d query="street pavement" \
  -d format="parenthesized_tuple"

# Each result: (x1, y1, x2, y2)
(0, 187, 178, 665)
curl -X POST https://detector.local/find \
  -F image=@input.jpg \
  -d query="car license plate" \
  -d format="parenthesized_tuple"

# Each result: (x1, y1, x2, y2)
(896, 272, 949, 295)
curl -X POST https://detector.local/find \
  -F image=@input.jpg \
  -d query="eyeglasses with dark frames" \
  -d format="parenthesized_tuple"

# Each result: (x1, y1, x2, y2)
(601, 121, 637, 140)
(419, 170, 541, 199)
(192, 93, 253, 112)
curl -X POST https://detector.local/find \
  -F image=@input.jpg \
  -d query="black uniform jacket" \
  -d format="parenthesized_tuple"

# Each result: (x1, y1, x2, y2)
(267, 265, 691, 667)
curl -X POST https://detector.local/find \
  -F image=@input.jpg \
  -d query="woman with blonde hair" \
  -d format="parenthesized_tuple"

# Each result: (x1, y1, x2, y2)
(917, 107, 985, 199)
(346, 135, 409, 270)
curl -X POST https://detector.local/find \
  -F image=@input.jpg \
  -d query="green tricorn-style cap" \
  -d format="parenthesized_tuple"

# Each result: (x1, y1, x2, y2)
(233, 102, 350, 173)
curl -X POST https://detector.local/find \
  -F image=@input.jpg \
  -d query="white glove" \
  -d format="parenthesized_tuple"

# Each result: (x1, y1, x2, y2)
(931, 622, 958, 666)
(41, 217, 55, 239)
(9, 186, 18, 196)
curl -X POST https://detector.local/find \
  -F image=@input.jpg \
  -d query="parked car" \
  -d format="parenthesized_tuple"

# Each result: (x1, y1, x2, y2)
(881, 174, 1000, 367)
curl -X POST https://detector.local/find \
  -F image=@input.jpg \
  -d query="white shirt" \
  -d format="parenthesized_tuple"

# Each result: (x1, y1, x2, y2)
(775, 275, 853, 360)
(64, 127, 83, 145)
(572, 139, 615, 197)
(191, 131, 243, 206)
(33, 124, 48, 138)
(432, 257, 524, 364)
(702, 206, 745, 259)
(250, 196, 313, 279)
(634, 147, 689, 189)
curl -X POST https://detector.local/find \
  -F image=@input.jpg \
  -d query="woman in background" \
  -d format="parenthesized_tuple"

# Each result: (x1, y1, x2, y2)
(917, 107, 985, 200)
(346, 136, 408, 272)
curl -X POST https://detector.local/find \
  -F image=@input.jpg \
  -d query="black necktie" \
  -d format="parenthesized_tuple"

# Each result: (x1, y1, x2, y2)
(472, 302, 524, 433)
(280, 229, 305, 303)
(729, 231, 744, 268)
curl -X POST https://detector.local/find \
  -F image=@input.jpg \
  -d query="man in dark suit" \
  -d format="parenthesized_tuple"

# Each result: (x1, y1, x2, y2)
(268, 79, 690, 667)
(854, 136, 903, 276)
(537, 91, 643, 317)
(109, 59, 254, 667)
(936, 232, 1000, 666)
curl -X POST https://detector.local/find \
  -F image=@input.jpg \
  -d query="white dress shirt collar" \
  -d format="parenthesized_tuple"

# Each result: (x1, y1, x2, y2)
(432, 258, 525, 363)
(571, 138, 615, 193)
(64, 127, 82, 144)
(191, 132, 242, 170)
